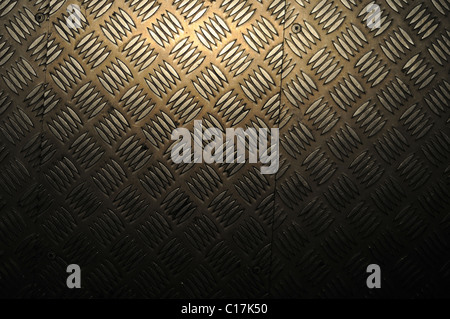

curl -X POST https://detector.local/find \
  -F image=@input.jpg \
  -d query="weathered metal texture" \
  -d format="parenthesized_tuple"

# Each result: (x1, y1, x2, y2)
(0, 0, 449, 298)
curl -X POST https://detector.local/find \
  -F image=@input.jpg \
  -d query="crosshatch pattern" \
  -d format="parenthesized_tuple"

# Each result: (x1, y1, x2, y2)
(0, 0, 449, 298)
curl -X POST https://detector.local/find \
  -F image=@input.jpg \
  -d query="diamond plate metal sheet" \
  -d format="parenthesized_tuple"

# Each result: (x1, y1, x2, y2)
(0, 0, 449, 298)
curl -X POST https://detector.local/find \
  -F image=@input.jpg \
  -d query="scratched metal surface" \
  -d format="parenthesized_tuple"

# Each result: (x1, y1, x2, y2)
(0, 0, 449, 298)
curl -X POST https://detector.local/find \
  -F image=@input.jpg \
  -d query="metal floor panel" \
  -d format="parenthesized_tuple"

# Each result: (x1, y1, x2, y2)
(0, 0, 449, 298)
